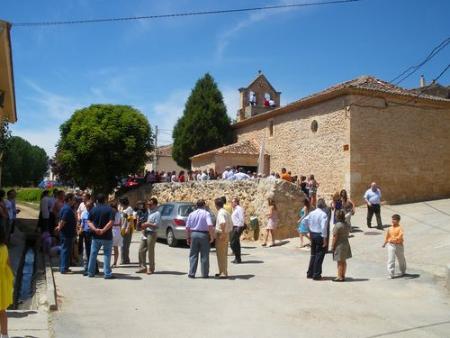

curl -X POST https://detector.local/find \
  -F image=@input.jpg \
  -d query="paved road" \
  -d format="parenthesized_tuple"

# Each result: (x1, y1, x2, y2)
(51, 199, 450, 338)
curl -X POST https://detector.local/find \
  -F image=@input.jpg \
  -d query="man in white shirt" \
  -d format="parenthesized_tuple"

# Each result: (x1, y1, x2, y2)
(364, 182, 382, 229)
(232, 168, 250, 181)
(222, 166, 232, 180)
(200, 170, 209, 181)
(76, 192, 91, 259)
(40, 190, 51, 233)
(230, 197, 245, 264)
(305, 198, 328, 280)
(214, 197, 233, 278)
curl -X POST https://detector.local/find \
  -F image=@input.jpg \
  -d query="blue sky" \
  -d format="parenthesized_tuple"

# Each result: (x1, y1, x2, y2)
(3, 0, 450, 156)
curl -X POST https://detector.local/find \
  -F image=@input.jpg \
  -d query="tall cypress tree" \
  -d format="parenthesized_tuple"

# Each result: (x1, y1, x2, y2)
(172, 73, 234, 168)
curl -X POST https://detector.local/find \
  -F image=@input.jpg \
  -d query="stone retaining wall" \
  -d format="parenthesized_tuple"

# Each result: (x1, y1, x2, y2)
(121, 179, 305, 241)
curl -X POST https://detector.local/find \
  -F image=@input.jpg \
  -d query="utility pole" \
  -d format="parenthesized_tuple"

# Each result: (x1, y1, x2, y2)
(153, 125, 158, 171)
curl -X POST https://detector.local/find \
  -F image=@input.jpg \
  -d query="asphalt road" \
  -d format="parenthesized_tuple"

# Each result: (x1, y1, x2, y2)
(51, 199, 450, 338)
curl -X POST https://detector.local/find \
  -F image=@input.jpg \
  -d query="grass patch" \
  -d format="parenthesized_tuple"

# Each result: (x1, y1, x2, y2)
(4, 187, 59, 203)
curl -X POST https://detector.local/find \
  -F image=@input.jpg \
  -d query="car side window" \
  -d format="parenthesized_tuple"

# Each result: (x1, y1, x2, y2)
(161, 204, 174, 217)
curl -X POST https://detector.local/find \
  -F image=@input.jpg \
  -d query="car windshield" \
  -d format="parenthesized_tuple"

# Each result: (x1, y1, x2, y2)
(178, 205, 195, 217)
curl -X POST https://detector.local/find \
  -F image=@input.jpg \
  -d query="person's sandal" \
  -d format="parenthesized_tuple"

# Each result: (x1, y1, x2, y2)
(136, 268, 147, 274)
(332, 278, 344, 282)
(261, 243, 267, 247)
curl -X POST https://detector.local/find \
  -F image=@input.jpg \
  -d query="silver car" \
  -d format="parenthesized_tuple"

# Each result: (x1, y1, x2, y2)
(156, 202, 216, 247)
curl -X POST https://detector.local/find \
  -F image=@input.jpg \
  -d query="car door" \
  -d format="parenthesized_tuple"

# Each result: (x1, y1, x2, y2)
(157, 204, 169, 238)
(158, 204, 174, 239)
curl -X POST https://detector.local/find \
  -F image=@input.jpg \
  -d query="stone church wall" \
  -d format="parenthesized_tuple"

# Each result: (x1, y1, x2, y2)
(121, 179, 305, 241)
(235, 96, 351, 202)
(350, 96, 450, 204)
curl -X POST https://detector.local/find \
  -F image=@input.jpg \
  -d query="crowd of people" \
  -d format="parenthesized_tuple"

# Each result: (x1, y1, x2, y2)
(0, 173, 408, 337)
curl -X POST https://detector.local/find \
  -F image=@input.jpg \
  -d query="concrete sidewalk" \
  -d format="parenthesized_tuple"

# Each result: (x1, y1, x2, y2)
(7, 204, 52, 338)
(50, 198, 450, 338)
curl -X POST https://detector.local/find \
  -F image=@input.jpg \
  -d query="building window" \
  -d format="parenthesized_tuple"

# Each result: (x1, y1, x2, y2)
(311, 120, 318, 133)
(268, 120, 274, 137)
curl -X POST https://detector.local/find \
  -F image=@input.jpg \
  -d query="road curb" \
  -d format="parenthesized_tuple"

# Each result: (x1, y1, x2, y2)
(447, 264, 450, 293)
(44, 254, 58, 311)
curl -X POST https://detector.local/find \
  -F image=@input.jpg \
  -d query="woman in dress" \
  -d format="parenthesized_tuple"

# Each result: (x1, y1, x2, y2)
(297, 198, 311, 248)
(340, 189, 355, 232)
(0, 226, 14, 337)
(331, 210, 352, 282)
(110, 203, 122, 268)
(262, 198, 278, 247)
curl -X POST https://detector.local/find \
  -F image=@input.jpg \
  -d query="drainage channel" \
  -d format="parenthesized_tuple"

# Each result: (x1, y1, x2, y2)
(13, 233, 44, 310)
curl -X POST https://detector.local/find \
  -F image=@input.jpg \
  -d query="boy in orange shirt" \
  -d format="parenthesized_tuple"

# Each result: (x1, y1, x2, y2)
(382, 214, 406, 278)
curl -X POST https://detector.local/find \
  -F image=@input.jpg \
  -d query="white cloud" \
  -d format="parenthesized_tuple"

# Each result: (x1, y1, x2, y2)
(150, 89, 189, 145)
(215, 0, 294, 59)
(24, 80, 85, 121)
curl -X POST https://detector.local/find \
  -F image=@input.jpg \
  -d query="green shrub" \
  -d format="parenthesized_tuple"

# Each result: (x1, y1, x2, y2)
(11, 188, 57, 203)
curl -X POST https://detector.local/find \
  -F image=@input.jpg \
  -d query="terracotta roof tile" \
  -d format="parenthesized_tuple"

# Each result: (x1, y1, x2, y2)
(191, 140, 263, 159)
(294, 75, 450, 105)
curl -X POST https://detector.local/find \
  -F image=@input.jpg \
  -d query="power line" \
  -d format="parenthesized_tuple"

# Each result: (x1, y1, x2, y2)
(352, 37, 450, 108)
(390, 36, 450, 85)
(12, 0, 363, 27)
(407, 62, 450, 102)
(433, 62, 450, 83)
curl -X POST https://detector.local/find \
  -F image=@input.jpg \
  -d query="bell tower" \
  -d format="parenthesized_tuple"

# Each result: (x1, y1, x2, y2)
(237, 71, 281, 122)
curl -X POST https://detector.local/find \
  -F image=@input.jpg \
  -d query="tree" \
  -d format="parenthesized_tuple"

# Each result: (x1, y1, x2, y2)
(1, 136, 49, 186)
(55, 104, 153, 194)
(0, 118, 11, 186)
(172, 73, 234, 168)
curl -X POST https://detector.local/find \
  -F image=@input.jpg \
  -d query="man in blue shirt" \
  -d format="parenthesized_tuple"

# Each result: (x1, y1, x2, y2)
(87, 193, 115, 279)
(186, 199, 215, 278)
(137, 197, 161, 274)
(79, 201, 98, 276)
(55, 193, 77, 274)
(364, 182, 383, 229)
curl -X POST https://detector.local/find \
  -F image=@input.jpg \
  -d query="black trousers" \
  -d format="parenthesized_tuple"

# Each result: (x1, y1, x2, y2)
(307, 232, 326, 279)
(78, 231, 85, 256)
(82, 232, 98, 272)
(367, 204, 382, 227)
(230, 226, 244, 261)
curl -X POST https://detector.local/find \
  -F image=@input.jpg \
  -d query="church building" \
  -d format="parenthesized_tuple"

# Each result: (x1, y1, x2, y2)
(191, 72, 450, 204)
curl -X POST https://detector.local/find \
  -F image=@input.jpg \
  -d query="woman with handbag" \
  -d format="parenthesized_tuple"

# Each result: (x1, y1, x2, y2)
(340, 189, 355, 232)
(119, 198, 134, 265)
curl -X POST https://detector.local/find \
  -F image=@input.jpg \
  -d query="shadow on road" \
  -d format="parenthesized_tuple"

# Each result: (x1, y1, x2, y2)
(343, 277, 370, 282)
(364, 231, 383, 236)
(7, 310, 38, 318)
(394, 273, 420, 280)
(274, 240, 290, 247)
(153, 271, 187, 276)
(112, 273, 142, 280)
(240, 260, 264, 264)
(228, 274, 255, 280)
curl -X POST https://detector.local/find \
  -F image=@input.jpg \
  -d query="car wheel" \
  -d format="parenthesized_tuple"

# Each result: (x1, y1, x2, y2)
(167, 228, 178, 247)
